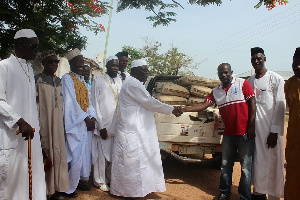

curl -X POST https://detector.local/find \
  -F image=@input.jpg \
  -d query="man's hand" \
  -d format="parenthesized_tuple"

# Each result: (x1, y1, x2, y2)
(17, 118, 34, 140)
(84, 117, 95, 131)
(100, 128, 108, 140)
(91, 117, 96, 125)
(267, 132, 278, 148)
(246, 126, 255, 140)
(172, 106, 183, 117)
(246, 96, 256, 140)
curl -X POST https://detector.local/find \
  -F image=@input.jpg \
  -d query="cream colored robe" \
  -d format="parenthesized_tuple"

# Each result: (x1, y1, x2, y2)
(35, 73, 70, 195)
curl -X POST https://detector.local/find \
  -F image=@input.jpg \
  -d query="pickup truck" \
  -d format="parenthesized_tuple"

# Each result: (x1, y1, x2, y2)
(146, 75, 224, 165)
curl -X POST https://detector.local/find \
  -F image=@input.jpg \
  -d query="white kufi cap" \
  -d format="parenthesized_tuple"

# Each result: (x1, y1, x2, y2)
(66, 48, 82, 61)
(106, 56, 118, 64)
(131, 59, 147, 68)
(14, 29, 37, 39)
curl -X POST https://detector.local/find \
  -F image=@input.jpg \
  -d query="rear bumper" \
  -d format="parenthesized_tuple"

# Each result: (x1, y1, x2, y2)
(161, 149, 221, 165)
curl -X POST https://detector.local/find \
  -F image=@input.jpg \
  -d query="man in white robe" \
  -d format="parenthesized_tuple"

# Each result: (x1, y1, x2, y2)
(0, 29, 46, 200)
(248, 47, 286, 200)
(62, 48, 97, 198)
(110, 59, 178, 198)
(92, 56, 120, 192)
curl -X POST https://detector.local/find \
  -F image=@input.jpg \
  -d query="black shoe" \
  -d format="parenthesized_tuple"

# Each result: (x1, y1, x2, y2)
(47, 195, 59, 200)
(251, 194, 267, 200)
(213, 193, 230, 200)
(48, 192, 63, 200)
(77, 180, 91, 191)
(61, 192, 78, 198)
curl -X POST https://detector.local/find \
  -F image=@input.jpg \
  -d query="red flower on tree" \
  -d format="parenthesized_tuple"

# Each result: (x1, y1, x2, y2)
(66, 1, 73, 7)
(265, 0, 288, 10)
(99, 24, 105, 31)
(95, 24, 105, 31)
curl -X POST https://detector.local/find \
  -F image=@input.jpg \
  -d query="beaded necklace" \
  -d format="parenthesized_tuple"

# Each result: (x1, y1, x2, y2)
(16, 57, 31, 82)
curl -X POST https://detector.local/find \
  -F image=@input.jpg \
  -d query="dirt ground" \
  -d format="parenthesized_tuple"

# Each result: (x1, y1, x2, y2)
(65, 121, 288, 200)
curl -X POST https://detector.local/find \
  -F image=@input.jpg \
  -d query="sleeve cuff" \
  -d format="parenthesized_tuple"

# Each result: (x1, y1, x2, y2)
(166, 105, 175, 115)
(271, 125, 283, 136)
(6, 115, 21, 130)
(206, 99, 214, 105)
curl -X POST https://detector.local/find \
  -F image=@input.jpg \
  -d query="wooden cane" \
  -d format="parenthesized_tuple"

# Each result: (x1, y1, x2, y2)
(16, 128, 35, 200)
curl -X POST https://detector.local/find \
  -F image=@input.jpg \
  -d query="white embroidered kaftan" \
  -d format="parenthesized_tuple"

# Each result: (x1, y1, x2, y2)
(248, 70, 286, 198)
(61, 72, 97, 194)
(0, 54, 46, 200)
(92, 74, 120, 185)
(110, 76, 174, 198)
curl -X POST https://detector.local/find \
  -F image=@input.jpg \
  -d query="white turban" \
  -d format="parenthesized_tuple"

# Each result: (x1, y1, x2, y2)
(66, 48, 82, 61)
(131, 59, 147, 68)
(14, 29, 37, 39)
(106, 56, 118, 64)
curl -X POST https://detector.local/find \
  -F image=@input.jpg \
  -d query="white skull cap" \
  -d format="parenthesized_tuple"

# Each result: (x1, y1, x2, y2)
(131, 59, 147, 68)
(66, 48, 82, 61)
(14, 29, 37, 39)
(106, 56, 118, 64)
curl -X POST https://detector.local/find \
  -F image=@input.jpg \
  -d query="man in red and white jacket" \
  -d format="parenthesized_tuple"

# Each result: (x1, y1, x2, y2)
(182, 63, 256, 200)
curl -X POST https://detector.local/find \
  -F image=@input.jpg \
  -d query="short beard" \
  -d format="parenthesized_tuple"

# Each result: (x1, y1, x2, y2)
(107, 72, 117, 78)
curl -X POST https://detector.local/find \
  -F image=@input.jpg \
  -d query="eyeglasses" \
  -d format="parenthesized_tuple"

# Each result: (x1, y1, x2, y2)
(139, 66, 149, 73)
(24, 42, 39, 51)
(46, 59, 60, 64)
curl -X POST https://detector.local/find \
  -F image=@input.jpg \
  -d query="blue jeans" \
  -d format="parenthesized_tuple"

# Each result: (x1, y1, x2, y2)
(219, 135, 254, 200)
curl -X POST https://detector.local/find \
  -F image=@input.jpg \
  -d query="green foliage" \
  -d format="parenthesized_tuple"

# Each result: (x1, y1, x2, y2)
(117, 0, 288, 27)
(0, 0, 288, 59)
(0, 0, 109, 59)
(163, 46, 196, 76)
(117, 0, 178, 27)
(122, 39, 196, 76)
(121, 45, 144, 72)
(189, 0, 222, 6)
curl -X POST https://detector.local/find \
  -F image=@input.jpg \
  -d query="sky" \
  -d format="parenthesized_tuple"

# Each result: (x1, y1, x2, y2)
(80, 0, 300, 79)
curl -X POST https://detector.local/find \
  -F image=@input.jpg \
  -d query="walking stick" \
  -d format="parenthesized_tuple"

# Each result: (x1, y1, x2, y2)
(16, 128, 35, 200)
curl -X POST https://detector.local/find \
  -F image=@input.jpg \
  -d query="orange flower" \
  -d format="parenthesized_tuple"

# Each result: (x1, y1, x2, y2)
(99, 24, 105, 31)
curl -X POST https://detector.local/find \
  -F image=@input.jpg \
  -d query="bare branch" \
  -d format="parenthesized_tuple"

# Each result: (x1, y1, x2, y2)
(171, 0, 184, 9)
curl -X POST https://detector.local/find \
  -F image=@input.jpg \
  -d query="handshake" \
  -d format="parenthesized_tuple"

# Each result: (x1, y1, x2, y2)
(172, 106, 184, 117)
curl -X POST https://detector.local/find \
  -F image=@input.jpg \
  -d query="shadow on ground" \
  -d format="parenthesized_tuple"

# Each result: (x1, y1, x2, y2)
(161, 156, 241, 200)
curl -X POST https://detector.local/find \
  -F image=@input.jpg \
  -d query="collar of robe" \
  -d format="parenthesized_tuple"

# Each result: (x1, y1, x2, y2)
(15, 55, 31, 82)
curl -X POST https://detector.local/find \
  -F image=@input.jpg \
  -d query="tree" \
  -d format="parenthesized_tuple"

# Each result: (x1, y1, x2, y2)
(117, 0, 289, 27)
(122, 39, 196, 76)
(162, 46, 196, 76)
(0, 0, 109, 59)
(0, 0, 288, 59)
(122, 45, 144, 64)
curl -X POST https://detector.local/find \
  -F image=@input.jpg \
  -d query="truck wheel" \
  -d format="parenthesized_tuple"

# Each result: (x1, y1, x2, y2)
(212, 152, 222, 158)
(212, 153, 222, 169)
